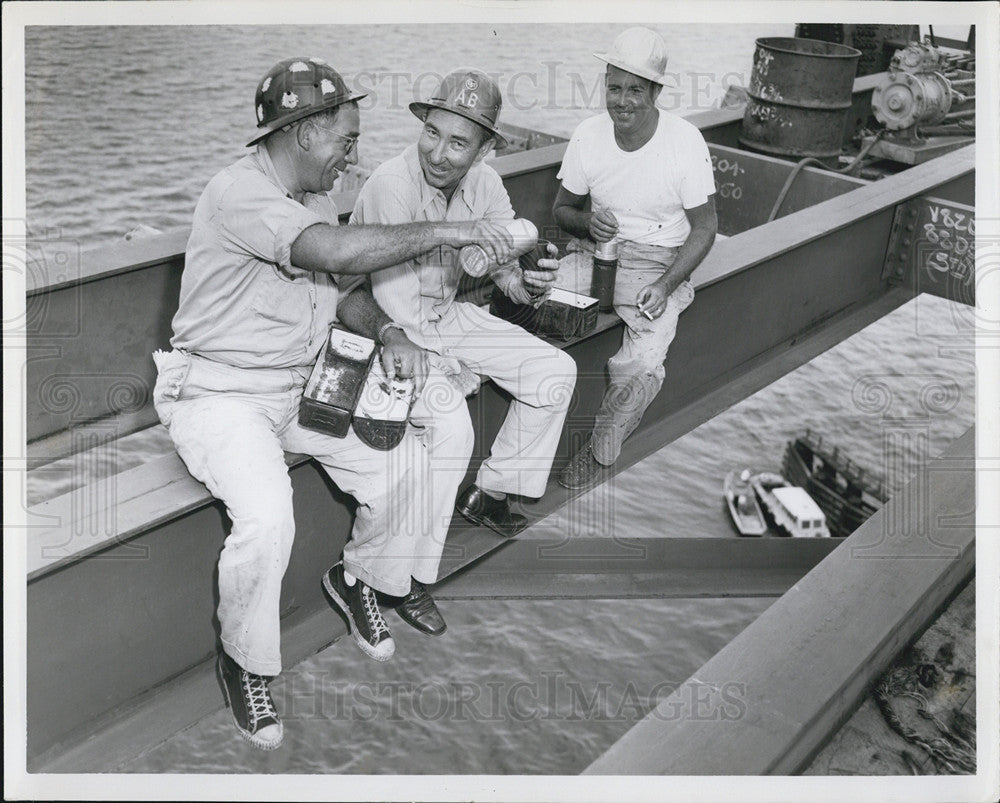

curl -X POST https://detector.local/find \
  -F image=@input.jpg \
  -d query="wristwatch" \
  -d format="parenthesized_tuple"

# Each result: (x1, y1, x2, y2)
(377, 321, 405, 344)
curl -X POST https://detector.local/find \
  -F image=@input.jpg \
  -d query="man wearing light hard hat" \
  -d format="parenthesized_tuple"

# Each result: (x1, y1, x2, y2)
(553, 27, 718, 489)
(154, 57, 518, 751)
(353, 69, 576, 543)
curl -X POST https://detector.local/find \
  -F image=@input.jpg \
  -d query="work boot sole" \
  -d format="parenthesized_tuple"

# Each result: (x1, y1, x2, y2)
(557, 469, 608, 490)
(558, 444, 610, 490)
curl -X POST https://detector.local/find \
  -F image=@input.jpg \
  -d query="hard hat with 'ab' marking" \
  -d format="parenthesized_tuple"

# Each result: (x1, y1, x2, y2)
(409, 69, 508, 150)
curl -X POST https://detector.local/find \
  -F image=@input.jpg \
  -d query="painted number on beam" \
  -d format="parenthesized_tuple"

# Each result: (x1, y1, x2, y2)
(919, 203, 975, 287)
(711, 155, 745, 178)
(711, 155, 744, 200)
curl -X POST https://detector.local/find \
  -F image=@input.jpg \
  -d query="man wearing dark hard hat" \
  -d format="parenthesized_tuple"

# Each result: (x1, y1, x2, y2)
(352, 69, 577, 545)
(152, 58, 516, 751)
(553, 27, 718, 489)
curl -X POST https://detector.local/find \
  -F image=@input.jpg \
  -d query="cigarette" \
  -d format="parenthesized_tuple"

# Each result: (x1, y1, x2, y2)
(639, 307, 654, 320)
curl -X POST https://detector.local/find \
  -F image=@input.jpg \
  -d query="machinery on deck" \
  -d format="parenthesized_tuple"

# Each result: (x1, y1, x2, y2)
(869, 40, 977, 164)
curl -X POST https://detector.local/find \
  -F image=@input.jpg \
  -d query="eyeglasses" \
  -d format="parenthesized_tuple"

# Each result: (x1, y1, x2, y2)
(309, 121, 359, 155)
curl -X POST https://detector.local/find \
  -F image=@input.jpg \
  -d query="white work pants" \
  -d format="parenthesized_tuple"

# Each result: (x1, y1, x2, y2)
(152, 350, 437, 676)
(411, 302, 577, 501)
(555, 241, 694, 465)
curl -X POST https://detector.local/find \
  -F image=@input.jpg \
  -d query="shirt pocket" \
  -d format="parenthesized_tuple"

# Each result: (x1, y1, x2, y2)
(249, 264, 309, 331)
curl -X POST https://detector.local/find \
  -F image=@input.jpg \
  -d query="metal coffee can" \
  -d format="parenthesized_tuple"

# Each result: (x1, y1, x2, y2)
(591, 238, 619, 312)
(459, 244, 491, 277)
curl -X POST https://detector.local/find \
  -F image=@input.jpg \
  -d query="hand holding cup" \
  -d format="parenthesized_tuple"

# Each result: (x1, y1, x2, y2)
(521, 240, 560, 301)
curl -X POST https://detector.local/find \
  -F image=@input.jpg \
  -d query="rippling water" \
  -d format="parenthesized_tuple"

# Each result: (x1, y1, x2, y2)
(24, 23, 976, 775)
(26, 23, 786, 249)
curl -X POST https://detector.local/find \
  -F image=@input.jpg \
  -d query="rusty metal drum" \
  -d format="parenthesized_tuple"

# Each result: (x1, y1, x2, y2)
(739, 37, 861, 162)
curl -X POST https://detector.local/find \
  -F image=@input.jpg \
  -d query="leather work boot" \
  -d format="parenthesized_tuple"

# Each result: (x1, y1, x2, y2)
(455, 484, 528, 538)
(216, 651, 283, 751)
(558, 438, 610, 490)
(322, 562, 395, 662)
(396, 581, 447, 636)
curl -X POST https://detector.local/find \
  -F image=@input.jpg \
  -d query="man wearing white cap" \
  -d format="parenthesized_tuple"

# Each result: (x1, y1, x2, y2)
(554, 27, 718, 488)
(352, 69, 576, 544)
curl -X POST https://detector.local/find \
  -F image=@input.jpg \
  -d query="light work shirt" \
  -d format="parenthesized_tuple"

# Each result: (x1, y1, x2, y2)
(557, 109, 716, 247)
(350, 144, 515, 335)
(171, 144, 343, 369)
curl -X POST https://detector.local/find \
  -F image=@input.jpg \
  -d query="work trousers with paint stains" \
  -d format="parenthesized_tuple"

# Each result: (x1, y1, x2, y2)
(555, 239, 694, 465)
(152, 349, 438, 676)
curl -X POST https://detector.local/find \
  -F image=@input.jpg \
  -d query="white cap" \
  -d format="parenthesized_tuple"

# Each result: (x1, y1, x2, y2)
(594, 27, 673, 86)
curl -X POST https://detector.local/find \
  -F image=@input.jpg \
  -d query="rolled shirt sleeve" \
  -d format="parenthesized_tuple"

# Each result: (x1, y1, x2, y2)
(170, 149, 342, 368)
(217, 174, 327, 271)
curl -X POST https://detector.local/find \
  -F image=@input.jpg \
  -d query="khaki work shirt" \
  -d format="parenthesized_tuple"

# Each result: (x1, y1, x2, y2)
(171, 144, 342, 369)
(350, 144, 515, 335)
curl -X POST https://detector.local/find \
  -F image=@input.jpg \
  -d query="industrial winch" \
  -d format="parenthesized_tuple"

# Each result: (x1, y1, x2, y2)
(868, 41, 975, 161)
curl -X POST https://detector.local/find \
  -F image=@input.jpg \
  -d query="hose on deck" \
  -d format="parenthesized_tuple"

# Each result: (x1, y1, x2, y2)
(767, 130, 887, 223)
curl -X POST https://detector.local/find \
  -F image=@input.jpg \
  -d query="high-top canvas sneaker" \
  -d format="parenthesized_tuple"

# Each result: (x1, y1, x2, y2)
(216, 651, 283, 750)
(322, 562, 395, 661)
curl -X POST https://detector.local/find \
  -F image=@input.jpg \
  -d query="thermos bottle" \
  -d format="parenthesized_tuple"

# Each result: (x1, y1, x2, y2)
(591, 238, 619, 312)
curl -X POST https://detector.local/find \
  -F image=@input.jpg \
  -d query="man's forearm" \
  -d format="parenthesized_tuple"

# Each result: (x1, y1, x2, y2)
(293, 221, 473, 276)
(553, 205, 592, 241)
(654, 225, 716, 296)
(334, 285, 393, 341)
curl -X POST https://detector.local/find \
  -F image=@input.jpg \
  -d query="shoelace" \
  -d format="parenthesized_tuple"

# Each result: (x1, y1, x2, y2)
(360, 584, 391, 640)
(241, 669, 277, 728)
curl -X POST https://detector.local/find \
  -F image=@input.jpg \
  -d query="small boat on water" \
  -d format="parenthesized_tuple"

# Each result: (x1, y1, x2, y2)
(783, 430, 887, 538)
(723, 468, 767, 536)
(751, 472, 831, 538)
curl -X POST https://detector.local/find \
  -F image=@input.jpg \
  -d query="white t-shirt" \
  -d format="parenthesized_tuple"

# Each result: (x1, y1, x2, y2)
(557, 110, 716, 247)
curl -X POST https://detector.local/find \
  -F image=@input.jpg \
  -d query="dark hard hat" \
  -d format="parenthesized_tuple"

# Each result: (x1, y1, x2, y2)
(409, 69, 508, 150)
(247, 57, 367, 147)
